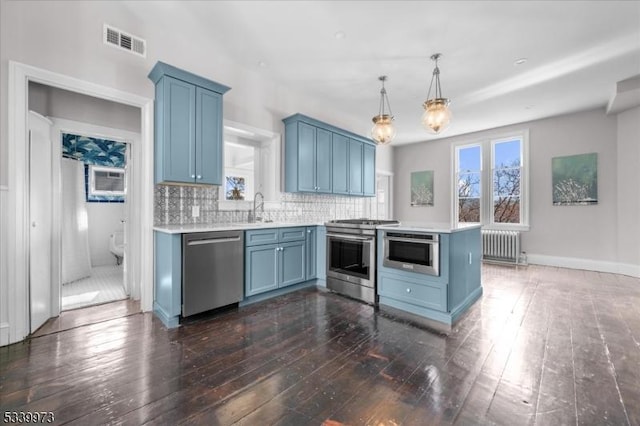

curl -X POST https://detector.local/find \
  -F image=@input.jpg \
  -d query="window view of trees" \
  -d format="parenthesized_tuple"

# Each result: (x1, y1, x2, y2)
(493, 160, 520, 223)
(457, 145, 481, 223)
(455, 138, 524, 226)
(458, 172, 480, 222)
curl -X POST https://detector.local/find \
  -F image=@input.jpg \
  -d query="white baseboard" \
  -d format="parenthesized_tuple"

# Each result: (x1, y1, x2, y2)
(527, 254, 640, 278)
(0, 322, 9, 346)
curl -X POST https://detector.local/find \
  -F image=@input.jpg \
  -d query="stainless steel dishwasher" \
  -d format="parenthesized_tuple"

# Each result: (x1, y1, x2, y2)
(182, 230, 244, 317)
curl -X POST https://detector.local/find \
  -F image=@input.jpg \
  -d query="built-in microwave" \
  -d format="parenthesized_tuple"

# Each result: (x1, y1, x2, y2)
(383, 231, 439, 276)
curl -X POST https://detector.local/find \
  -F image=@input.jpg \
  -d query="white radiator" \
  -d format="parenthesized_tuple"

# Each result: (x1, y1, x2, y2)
(482, 230, 521, 264)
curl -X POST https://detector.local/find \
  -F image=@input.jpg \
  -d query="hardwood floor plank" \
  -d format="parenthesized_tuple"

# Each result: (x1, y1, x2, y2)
(1, 266, 638, 425)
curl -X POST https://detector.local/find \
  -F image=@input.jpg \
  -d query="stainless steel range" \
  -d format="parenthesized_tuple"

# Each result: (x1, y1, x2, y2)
(325, 219, 399, 304)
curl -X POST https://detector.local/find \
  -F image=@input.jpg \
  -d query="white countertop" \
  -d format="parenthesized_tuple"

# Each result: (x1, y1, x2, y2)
(377, 222, 481, 234)
(153, 221, 325, 234)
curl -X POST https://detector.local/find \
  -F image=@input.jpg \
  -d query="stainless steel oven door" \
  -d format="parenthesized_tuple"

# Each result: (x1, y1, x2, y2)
(383, 232, 439, 276)
(326, 232, 375, 288)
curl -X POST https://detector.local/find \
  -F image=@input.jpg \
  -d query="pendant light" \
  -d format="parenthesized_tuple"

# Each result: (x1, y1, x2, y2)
(371, 76, 396, 145)
(421, 53, 452, 134)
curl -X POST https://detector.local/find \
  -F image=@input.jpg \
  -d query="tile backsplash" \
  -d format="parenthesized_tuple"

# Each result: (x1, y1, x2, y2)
(154, 184, 374, 226)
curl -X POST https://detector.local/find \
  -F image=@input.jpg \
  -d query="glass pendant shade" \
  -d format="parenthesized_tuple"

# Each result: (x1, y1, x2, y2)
(371, 76, 395, 144)
(371, 114, 395, 145)
(421, 98, 452, 134)
(422, 53, 452, 135)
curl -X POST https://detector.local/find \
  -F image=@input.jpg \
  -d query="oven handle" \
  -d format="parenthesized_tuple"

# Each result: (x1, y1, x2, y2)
(327, 233, 374, 242)
(385, 236, 438, 245)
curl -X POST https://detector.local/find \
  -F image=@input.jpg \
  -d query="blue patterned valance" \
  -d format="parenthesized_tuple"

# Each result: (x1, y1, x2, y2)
(62, 133, 127, 203)
(62, 133, 126, 168)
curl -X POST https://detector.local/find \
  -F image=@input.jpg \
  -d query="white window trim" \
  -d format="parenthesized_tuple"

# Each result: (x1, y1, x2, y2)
(451, 129, 530, 231)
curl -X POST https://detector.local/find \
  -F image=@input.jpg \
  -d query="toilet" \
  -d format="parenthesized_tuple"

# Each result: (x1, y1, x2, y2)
(109, 231, 125, 265)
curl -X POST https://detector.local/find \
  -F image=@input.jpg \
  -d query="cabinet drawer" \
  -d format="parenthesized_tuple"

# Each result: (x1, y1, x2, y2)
(378, 273, 448, 312)
(245, 229, 278, 246)
(278, 227, 306, 243)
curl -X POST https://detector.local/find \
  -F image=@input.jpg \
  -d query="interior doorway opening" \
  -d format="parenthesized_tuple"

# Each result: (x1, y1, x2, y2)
(27, 81, 142, 333)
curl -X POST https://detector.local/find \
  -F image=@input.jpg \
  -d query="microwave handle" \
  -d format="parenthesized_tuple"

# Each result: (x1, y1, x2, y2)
(327, 233, 373, 242)
(386, 236, 436, 245)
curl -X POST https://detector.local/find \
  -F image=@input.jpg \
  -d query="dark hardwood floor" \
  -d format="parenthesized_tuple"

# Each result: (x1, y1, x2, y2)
(1, 264, 639, 425)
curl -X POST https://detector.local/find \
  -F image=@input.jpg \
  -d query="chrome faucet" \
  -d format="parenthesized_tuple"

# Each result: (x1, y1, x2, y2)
(249, 191, 265, 223)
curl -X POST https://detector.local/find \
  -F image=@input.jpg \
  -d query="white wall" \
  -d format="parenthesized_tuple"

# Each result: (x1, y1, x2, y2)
(87, 202, 126, 267)
(616, 106, 640, 274)
(394, 108, 623, 266)
(0, 187, 8, 345)
(29, 82, 141, 133)
(376, 144, 393, 174)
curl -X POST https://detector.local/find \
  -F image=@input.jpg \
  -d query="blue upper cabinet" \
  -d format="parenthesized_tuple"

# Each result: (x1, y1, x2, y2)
(149, 62, 230, 185)
(363, 143, 376, 196)
(284, 114, 376, 197)
(285, 120, 333, 193)
(348, 138, 363, 196)
(316, 128, 333, 192)
(332, 133, 349, 195)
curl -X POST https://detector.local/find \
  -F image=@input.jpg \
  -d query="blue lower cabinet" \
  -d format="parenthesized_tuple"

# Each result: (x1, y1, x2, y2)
(245, 228, 308, 297)
(280, 241, 306, 287)
(376, 227, 482, 327)
(154, 231, 182, 328)
(305, 227, 317, 280)
(245, 243, 279, 296)
(378, 272, 448, 312)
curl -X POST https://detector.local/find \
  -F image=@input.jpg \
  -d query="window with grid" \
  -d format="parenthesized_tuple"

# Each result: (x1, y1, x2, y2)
(453, 132, 528, 230)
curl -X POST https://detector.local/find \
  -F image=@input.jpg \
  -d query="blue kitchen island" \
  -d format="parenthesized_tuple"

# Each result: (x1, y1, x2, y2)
(376, 223, 482, 333)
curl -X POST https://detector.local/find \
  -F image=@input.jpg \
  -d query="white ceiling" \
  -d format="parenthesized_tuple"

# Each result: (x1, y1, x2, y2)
(127, 1, 640, 145)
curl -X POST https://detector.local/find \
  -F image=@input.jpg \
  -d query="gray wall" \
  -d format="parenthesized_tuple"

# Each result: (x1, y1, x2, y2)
(29, 82, 141, 133)
(393, 108, 623, 264)
(616, 106, 640, 268)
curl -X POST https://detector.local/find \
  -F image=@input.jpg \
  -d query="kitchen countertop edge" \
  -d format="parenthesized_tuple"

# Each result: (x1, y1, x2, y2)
(376, 222, 482, 234)
(154, 222, 326, 234)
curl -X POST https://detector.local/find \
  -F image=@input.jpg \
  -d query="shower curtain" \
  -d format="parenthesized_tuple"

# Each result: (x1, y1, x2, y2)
(61, 158, 92, 284)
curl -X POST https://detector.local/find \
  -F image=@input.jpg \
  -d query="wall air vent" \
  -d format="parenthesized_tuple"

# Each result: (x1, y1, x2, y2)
(103, 24, 146, 57)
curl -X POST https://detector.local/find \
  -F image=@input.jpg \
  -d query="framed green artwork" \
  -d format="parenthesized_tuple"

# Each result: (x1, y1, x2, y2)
(411, 170, 434, 206)
(552, 153, 597, 205)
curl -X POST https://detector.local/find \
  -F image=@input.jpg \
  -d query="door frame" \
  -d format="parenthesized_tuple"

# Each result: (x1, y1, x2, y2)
(376, 170, 394, 220)
(49, 118, 141, 316)
(7, 61, 154, 345)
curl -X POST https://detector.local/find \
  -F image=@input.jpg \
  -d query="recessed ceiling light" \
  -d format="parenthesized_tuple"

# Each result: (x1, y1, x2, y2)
(514, 58, 528, 66)
(258, 61, 268, 68)
(334, 31, 346, 40)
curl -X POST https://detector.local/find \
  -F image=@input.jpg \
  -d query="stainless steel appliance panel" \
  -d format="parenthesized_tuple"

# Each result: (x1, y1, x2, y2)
(383, 231, 440, 276)
(326, 231, 375, 288)
(182, 231, 244, 317)
(327, 276, 376, 304)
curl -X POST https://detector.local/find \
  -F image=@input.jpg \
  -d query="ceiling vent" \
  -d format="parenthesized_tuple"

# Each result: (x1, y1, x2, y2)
(103, 24, 146, 57)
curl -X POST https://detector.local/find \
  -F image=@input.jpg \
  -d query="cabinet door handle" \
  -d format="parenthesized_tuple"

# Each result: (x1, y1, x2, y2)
(307, 230, 312, 234)
(197, 175, 202, 179)
(191, 174, 196, 179)
(406, 288, 411, 293)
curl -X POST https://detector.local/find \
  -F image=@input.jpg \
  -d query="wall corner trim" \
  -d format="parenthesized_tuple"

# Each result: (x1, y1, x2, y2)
(0, 323, 9, 347)
(527, 253, 640, 278)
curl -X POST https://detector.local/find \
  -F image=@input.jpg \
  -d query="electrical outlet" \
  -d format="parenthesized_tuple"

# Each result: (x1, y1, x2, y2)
(192, 205, 200, 218)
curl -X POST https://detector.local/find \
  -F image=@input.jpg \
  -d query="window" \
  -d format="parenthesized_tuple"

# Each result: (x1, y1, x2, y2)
(456, 145, 482, 224)
(453, 131, 529, 230)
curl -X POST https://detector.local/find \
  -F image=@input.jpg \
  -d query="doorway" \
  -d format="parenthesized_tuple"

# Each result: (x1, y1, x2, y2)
(5, 62, 153, 344)
(56, 130, 131, 312)
(27, 81, 143, 332)
(375, 172, 393, 220)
